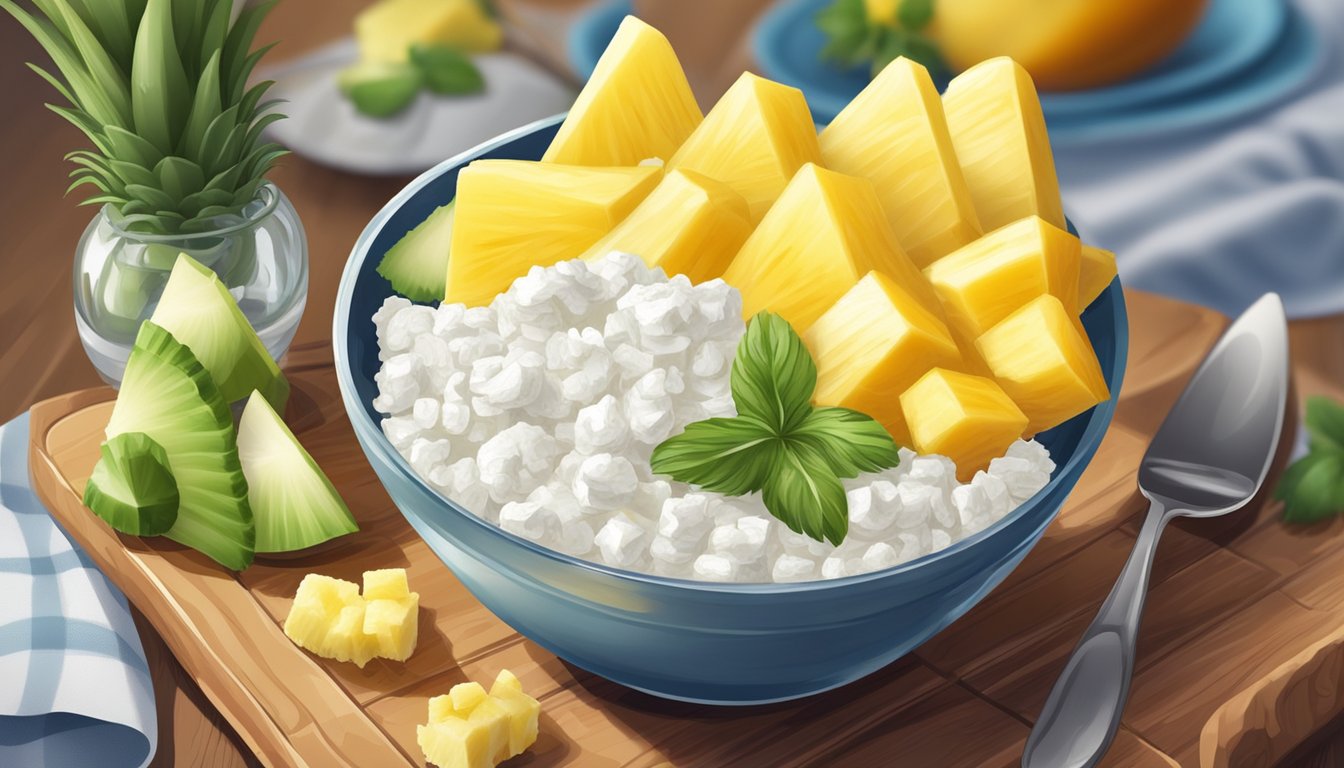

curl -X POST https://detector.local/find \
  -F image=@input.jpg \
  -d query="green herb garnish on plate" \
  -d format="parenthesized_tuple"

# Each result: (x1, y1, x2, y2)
(652, 312, 901, 545)
(1276, 396, 1344, 523)
(816, 0, 948, 78)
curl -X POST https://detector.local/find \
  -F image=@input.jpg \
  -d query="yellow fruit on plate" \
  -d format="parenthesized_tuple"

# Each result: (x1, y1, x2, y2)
(283, 569, 420, 668)
(1079, 244, 1118, 309)
(543, 16, 703, 166)
(932, 0, 1210, 92)
(355, 0, 502, 63)
(668, 72, 821, 224)
(976, 295, 1109, 435)
(942, 58, 1066, 234)
(924, 215, 1081, 339)
(724, 163, 939, 332)
(447, 160, 662, 305)
(900, 368, 1029, 481)
(580, 169, 753, 284)
(819, 57, 981, 267)
(806, 271, 964, 447)
(418, 670, 541, 768)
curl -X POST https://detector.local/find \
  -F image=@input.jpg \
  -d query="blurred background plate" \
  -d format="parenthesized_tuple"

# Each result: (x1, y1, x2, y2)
(261, 39, 575, 176)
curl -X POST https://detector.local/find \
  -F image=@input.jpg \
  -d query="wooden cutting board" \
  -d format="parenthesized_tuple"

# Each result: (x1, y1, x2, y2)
(26, 289, 1338, 768)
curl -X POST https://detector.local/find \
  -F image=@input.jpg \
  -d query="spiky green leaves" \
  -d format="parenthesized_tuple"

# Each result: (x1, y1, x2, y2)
(3, 0, 287, 235)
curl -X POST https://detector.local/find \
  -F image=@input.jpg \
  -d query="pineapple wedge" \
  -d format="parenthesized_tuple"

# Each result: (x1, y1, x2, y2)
(806, 271, 963, 447)
(447, 160, 662, 305)
(942, 58, 1066, 233)
(668, 72, 822, 223)
(901, 368, 1029, 481)
(819, 57, 981, 267)
(924, 215, 1082, 339)
(418, 670, 541, 768)
(579, 169, 753, 283)
(355, 0, 502, 62)
(543, 16, 702, 166)
(1079, 244, 1118, 309)
(723, 163, 940, 331)
(976, 295, 1109, 435)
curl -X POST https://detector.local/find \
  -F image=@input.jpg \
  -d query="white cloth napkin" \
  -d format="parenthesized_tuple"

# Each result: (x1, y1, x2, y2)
(0, 413, 157, 768)
(1054, 0, 1344, 319)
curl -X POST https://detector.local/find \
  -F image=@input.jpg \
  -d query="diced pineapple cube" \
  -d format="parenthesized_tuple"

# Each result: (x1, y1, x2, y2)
(328, 603, 378, 668)
(668, 72, 821, 223)
(942, 58, 1066, 233)
(976, 295, 1109, 435)
(447, 160, 661, 305)
(283, 574, 360, 661)
(543, 16, 702, 166)
(362, 568, 411, 601)
(420, 670, 540, 768)
(489, 670, 540, 755)
(901, 368, 1028, 481)
(580, 169, 752, 283)
(428, 694, 457, 723)
(806, 271, 963, 447)
(363, 596, 420, 661)
(819, 57, 981, 266)
(284, 569, 420, 667)
(1079, 244, 1117, 309)
(924, 216, 1081, 339)
(355, 0, 502, 63)
(417, 717, 494, 768)
(467, 696, 513, 764)
(723, 163, 941, 331)
(451, 682, 489, 713)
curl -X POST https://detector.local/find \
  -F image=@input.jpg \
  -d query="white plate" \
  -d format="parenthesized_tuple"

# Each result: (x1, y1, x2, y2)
(259, 38, 575, 176)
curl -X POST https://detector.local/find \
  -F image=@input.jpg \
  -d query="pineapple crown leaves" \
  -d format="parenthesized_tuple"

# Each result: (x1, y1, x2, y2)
(2, 0, 289, 234)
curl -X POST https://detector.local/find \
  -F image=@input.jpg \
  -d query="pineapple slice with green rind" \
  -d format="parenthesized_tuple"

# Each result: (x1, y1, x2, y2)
(543, 16, 702, 166)
(901, 368, 1029, 481)
(580, 169, 752, 284)
(668, 72, 821, 224)
(819, 57, 982, 267)
(976, 295, 1109, 435)
(723, 163, 940, 332)
(1079, 244, 1118, 309)
(447, 160, 662, 305)
(942, 58, 1066, 233)
(924, 215, 1081, 340)
(806, 271, 963, 447)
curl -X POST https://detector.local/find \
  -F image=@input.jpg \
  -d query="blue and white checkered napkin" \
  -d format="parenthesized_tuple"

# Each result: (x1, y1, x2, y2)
(0, 413, 157, 768)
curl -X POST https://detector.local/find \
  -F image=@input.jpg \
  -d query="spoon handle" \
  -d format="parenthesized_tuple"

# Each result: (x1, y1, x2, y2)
(1022, 502, 1171, 768)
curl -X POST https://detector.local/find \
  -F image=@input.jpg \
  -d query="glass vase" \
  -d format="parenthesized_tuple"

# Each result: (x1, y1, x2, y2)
(73, 182, 308, 386)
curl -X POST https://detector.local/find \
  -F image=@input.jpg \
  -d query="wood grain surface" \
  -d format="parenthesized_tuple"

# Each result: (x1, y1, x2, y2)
(4, 1, 1344, 767)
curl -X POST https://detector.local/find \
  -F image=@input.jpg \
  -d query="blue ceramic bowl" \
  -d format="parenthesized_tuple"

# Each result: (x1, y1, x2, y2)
(334, 115, 1129, 705)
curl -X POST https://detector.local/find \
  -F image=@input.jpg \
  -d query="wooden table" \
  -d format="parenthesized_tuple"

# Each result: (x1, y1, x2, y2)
(2, 2, 1343, 766)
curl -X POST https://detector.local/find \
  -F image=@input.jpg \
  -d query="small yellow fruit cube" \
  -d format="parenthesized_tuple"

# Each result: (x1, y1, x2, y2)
(417, 718, 493, 768)
(329, 602, 378, 668)
(901, 368, 1028, 481)
(1078, 244, 1118, 309)
(363, 596, 420, 662)
(363, 568, 411, 601)
(924, 215, 1082, 339)
(284, 569, 420, 667)
(820, 57, 982, 266)
(806, 271, 963, 447)
(355, 0, 502, 63)
(942, 58, 1066, 233)
(580, 169, 753, 284)
(451, 682, 489, 713)
(669, 72, 822, 224)
(976, 295, 1109, 435)
(420, 670, 541, 768)
(283, 574, 361, 662)
(724, 163, 941, 332)
(489, 670, 540, 755)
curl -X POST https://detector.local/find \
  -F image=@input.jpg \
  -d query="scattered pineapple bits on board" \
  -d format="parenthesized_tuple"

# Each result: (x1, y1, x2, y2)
(417, 669, 541, 768)
(283, 568, 420, 667)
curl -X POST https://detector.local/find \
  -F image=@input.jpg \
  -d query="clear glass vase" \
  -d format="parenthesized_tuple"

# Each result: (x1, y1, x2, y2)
(73, 182, 308, 386)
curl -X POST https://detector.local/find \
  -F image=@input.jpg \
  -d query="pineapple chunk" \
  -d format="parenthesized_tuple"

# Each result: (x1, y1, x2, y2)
(901, 368, 1028, 481)
(363, 567, 412, 601)
(580, 169, 752, 283)
(329, 602, 378, 668)
(942, 58, 1066, 233)
(283, 569, 420, 667)
(447, 161, 661, 305)
(543, 16, 702, 166)
(363, 595, 420, 662)
(924, 216, 1081, 339)
(723, 163, 940, 331)
(819, 57, 981, 267)
(806, 271, 963, 447)
(419, 670, 541, 768)
(1079, 244, 1118, 309)
(283, 574, 363, 663)
(976, 295, 1109, 435)
(668, 72, 822, 223)
(355, 0, 502, 63)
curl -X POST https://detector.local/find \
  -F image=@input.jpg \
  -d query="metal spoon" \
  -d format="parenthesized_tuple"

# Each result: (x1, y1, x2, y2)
(1022, 292, 1290, 768)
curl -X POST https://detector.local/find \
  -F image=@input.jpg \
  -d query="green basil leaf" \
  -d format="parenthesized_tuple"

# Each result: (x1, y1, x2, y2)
(650, 416, 779, 496)
(1280, 452, 1344, 524)
(1305, 396, 1344, 455)
(792, 407, 902, 477)
(410, 43, 485, 95)
(898, 0, 935, 31)
(732, 312, 816, 433)
(762, 442, 849, 545)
